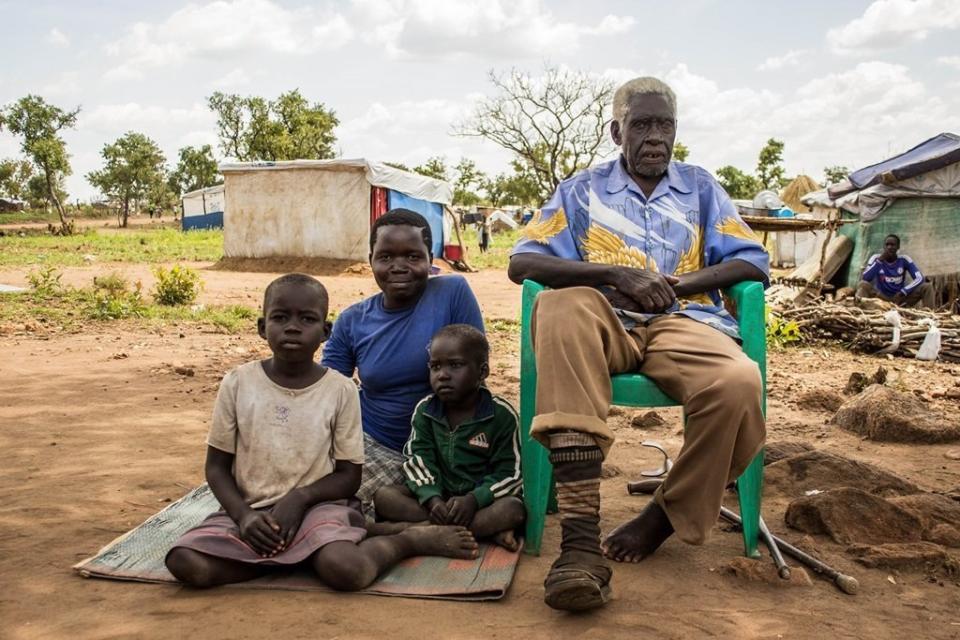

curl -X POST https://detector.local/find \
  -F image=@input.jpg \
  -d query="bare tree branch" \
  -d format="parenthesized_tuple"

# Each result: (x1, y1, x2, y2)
(455, 65, 614, 203)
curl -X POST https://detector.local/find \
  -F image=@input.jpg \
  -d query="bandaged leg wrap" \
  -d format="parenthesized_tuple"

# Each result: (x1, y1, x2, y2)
(548, 432, 604, 556)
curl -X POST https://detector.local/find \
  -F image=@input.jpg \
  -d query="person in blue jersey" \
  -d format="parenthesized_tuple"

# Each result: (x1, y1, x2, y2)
(322, 209, 485, 518)
(856, 234, 935, 308)
(508, 77, 769, 611)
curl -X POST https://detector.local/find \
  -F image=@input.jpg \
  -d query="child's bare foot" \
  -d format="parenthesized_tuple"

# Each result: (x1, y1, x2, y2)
(402, 525, 479, 559)
(491, 529, 520, 552)
(602, 500, 674, 563)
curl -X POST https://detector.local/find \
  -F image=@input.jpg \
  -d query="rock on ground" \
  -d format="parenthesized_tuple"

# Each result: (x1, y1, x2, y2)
(832, 384, 960, 443)
(795, 390, 845, 413)
(847, 542, 960, 577)
(764, 450, 921, 499)
(763, 441, 815, 466)
(843, 366, 887, 395)
(890, 494, 960, 548)
(720, 557, 812, 587)
(630, 410, 665, 428)
(785, 487, 922, 545)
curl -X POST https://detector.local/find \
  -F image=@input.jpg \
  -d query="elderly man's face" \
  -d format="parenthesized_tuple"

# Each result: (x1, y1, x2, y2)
(611, 93, 676, 179)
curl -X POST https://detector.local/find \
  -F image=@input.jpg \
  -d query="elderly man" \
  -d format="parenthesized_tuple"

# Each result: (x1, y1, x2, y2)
(508, 77, 769, 611)
(856, 234, 935, 308)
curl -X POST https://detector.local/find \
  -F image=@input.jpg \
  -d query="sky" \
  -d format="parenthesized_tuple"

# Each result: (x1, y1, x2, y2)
(2, 0, 960, 201)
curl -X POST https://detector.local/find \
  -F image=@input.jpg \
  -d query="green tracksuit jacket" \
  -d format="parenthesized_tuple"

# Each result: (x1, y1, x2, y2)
(402, 387, 522, 508)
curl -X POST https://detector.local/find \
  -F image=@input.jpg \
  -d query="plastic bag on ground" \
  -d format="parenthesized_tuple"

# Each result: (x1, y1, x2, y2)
(916, 318, 941, 361)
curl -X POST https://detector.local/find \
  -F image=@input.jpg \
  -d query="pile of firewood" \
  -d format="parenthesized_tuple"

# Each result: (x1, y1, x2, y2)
(778, 302, 960, 362)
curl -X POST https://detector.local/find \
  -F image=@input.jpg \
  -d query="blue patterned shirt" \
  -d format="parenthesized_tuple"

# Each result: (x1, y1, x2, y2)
(511, 158, 769, 339)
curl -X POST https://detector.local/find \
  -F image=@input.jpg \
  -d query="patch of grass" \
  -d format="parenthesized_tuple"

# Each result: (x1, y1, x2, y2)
(1, 268, 255, 334)
(0, 227, 223, 267)
(485, 317, 520, 335)
(459, 227, 519, 271)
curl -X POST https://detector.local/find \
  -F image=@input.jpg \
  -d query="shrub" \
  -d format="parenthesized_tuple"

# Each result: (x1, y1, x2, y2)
(89, 273, 145, 320)
(152, 265, 202, 306)
(27, 266, 64, 297)
(765, 305, 802, 348)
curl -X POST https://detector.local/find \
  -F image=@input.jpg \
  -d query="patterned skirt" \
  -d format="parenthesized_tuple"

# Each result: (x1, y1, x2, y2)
(357, 432, 406, 519)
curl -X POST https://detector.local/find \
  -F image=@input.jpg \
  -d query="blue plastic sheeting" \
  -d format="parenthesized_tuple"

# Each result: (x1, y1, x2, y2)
(182, 211, 223, 231)
(849, 132, 960, 189)
(386, 190, 444, 256)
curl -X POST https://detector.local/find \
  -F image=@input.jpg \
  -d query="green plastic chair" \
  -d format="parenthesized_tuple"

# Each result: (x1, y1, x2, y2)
(519, 279, 766, 557)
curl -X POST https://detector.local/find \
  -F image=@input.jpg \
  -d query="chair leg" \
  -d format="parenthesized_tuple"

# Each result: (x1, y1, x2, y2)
(521, 439, 554, 556)
(735, 450, 764, 558)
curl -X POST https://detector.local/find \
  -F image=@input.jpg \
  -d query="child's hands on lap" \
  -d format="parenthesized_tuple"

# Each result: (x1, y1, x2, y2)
(445, 494, 478, 526)
(270, 490, 309, 548)
(238, 510, 284, 557)
(427, 496, 450, 524)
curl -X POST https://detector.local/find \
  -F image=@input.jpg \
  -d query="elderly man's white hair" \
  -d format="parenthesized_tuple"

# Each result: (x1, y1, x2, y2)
(612, 77, 677, 124)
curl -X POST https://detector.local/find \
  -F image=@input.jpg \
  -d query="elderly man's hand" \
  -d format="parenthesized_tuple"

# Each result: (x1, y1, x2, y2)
(611, 267, 679, 313)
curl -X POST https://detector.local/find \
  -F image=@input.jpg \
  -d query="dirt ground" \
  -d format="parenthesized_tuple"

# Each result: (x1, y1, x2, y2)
(2, 260, 960, 640)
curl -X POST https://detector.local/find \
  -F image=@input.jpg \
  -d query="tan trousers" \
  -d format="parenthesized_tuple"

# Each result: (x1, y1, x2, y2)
(530, 287, 765, 545)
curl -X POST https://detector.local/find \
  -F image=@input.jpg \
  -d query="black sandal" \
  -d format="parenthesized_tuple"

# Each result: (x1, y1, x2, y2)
(543, 551, 612, 612)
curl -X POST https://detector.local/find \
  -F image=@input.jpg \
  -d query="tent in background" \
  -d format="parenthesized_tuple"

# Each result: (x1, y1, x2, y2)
(218, 159, 454, 261)
(180, 184, 225, 230)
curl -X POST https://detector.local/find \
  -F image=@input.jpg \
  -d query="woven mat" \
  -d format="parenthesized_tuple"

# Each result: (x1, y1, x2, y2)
(74, 484, 520, 601)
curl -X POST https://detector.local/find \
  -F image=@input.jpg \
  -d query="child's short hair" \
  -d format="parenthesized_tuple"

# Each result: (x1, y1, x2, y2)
(263, 273, 329, 312)
(430, 324, 489, 365)
(369, 208, 433, 255)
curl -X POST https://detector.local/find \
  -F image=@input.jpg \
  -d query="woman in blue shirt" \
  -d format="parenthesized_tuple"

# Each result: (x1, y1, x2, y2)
(322, 209, 484, 516)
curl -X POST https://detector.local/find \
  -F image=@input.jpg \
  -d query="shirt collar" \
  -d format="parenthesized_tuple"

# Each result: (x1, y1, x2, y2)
(423, 386, 496, 423)
(606, 156, 694, 199)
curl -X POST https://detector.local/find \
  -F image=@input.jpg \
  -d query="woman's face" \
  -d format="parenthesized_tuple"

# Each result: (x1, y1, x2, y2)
(370, 224, 431, 309)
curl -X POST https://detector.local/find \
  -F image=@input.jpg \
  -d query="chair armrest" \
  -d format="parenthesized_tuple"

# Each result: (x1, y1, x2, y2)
(724, 280, 766, 408)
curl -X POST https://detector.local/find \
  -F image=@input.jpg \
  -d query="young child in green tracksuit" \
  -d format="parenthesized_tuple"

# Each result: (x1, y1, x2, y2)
(374, 324, 526, 551)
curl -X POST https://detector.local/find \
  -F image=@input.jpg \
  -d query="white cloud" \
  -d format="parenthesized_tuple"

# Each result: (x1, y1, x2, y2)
(104, 0, 354, 79)
(336, 97, 512, 171)
(757, 49, 808, 71)
(938, 55, 960, 70)
(41, 71, 81, 96)
(82, 102, 215, 134)
(210, 68, 251, 90)
(827, 0, 960, 55)
(46, 27, 70, 47)
(355, 0, 634, 59)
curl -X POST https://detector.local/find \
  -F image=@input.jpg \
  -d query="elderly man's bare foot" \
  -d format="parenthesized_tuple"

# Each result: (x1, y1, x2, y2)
(491, 529, 520, 552)
(602, 501, 674, 563)
(401, 525, 479, 559)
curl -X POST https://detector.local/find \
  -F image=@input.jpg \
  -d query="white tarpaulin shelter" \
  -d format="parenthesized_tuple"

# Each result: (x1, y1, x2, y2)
(181, 184, 225, 230)
(219, 159, 453, 261)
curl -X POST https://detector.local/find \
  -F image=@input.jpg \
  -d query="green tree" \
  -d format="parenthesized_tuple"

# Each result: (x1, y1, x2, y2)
(413, 156, 450, 181)
(169, 145, 219, 195)
(456, 65, 613, 204)
(673, 141, 690, 162)
(715, 165, 762, 200)
(485, 158, 541, 206)
(822, 165, 849, 186)
(756, 138, 786, 190)
(452, 158, 487, 206)
(0, 158, 34, 200)
(0, 95, 79, 233)
(87, 132, 168, 227)
(207, 89, 338, 161)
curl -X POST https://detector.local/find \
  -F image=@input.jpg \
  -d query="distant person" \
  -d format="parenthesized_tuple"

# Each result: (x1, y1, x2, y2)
(856, 234, 934, 308)
(322, 209, 484, 518)
(478, 218, 491, 253)
(374, 324, 525, 551)
(164, 273, 478, 590)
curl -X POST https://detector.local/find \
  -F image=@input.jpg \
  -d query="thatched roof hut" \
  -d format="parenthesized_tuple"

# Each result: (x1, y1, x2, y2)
(780, 175, 820, 213)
